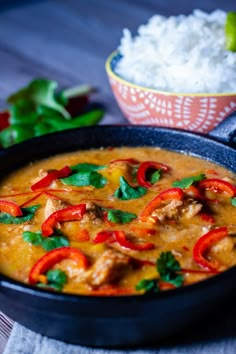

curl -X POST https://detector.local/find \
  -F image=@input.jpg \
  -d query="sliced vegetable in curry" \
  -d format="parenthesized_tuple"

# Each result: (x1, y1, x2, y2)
(0, 147, 236, 296)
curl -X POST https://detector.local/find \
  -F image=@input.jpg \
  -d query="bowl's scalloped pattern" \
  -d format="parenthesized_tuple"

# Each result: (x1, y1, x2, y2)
(107, 54, 236, 133)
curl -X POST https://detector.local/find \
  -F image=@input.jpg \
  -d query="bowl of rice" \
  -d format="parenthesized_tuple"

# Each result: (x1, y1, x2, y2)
(105, 9, 236, 133)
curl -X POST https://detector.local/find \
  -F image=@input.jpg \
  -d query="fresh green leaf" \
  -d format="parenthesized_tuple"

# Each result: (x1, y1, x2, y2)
(157, 251, 184, 287)
(0, 204, 40, 224)
(23, 230, 69, 251)
(71, 163, 106, 173)
(114, 176, 147, 200)
(37, 269, 67, 291)
(150, 170, 161, 184)
(0, 124, 35, 148)
(231, 197, 236, 206)
(172, 174, 206, 189)
(136, 279, 159, 294)
(61, 171, 107, 189)
(106, 209, 137, 224)
(225, 12, 236, 52)
(9, 100, 38, 125)
(8, 79, 70, 119)
(23, 231, 44, 245)
(41, 236, 69, 251)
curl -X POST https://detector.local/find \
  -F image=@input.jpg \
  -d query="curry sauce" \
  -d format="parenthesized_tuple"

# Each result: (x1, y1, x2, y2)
(0, 147, 236, 295)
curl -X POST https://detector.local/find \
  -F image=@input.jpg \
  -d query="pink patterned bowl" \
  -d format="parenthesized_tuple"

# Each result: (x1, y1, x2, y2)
(105, 51, 236, 133)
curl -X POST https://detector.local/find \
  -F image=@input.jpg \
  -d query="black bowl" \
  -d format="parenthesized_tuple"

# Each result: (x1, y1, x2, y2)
(1, 120, 236, 347)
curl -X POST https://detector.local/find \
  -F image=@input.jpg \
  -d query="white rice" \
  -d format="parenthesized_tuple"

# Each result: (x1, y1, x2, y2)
(115, 10, 236, 94)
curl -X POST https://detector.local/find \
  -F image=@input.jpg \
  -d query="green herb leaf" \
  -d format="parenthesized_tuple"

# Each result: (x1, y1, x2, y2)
(231, 197, 236, 206)
(157, 251, 184, 287)
(23, 230, 69, 251)
(41, 236, 69, 251)
(106, 209, 137, 224)
(71, 163, 106, 173)
(8, 79, 70, 119)
(136, 279, 159, 294)
(172, 174, 206, 189)
(225, 12, 236, 52)
(9, 100, 38, 125)
(0, 204, 40, 224)
(114, 176, 147, 200)
(23, 231, 44, 245)
(150, 170, 161, 184)
(61, 171, 107, 189)
(38, 269, 68, 291)
(0, 124, 35, 148)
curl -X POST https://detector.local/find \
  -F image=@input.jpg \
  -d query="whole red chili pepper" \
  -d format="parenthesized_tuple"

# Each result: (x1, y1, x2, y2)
(193, 227, 228, 271)
(198, 178, 236, 197)
(140, 187, 184, 218)
(42, 204, 86, 236)
(28, 246, 89, 285)
(0, 200, 22, 216)
(137, 161, 169, 188)
(31, 166, 72, 191)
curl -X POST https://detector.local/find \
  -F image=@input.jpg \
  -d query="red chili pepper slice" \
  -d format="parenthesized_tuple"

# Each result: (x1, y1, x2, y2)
(0, 111, 10, 132)
(200, 213, 215, 224)
(42, 204, 86, 236)
(28, 246, 89, 285)
(0, 200, 23, 216)
(77, 229, 90, 242)
(137, 161, 169, 188)
(198, 178, 236, 197)
(93, 230, 154, 250)
(193, 227, 228, 271)
(109, 158, 140, 165)
(31, 166, 72, 191)
(140, 187, 184, 218)
(184, 185, 204, 200)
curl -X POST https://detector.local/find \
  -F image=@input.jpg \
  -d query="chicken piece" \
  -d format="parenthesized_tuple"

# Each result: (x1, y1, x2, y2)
(181, 198, 202, 219)
(86, 249, 131, 288)
(44, 197, 69, 220)
(81, 202, 103, 225)
(151, 197, 202, 223)
(152, 199, 183, 222)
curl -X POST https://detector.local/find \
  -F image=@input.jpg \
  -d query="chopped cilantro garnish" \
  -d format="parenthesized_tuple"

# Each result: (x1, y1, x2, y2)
(0, 204, 40, 224)
(172, 174, 206, 189)
(23, 230, 69, 251)
(136, 279, 159, 294)
(157, 251, 184, 287)
(106, 208, 137, 224)
(114, 176, 147, 200)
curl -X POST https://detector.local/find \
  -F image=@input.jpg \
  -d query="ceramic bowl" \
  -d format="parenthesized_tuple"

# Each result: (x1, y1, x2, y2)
(105, 51, 236, 133)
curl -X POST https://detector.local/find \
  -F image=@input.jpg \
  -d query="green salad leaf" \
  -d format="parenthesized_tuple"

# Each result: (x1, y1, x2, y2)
(114, 176, 147, 200)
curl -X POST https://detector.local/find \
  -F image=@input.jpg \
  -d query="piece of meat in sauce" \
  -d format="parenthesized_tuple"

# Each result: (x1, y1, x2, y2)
(151, 197, 202, 223)
(44, 197, 69, 220)
(81, 202, 103, 225)
(85, 249, 131, 288)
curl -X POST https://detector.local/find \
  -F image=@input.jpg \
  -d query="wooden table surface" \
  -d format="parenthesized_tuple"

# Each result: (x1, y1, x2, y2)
(0, 0, 236, 353)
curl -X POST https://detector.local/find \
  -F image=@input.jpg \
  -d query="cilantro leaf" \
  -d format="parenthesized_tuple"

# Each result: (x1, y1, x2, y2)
(114, 177, 147, 200)
(172, 174, 206, 189)
(41, 236, 69, 251)
(231, 197, 236, 206)
(38, 269, 67, 291)
(23, 231, 43, 245)
(22, 230, 69, 251)
(71, 163, 106, 173)
(8, 79, 70, 119)
(106, 209, 137, 224)
(61, 171, 107, 188)
(136, 279, 159, 294)
(0, 204, 40, 224)
(150, 170, 161, 184)
(157, 252, 184, 287)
